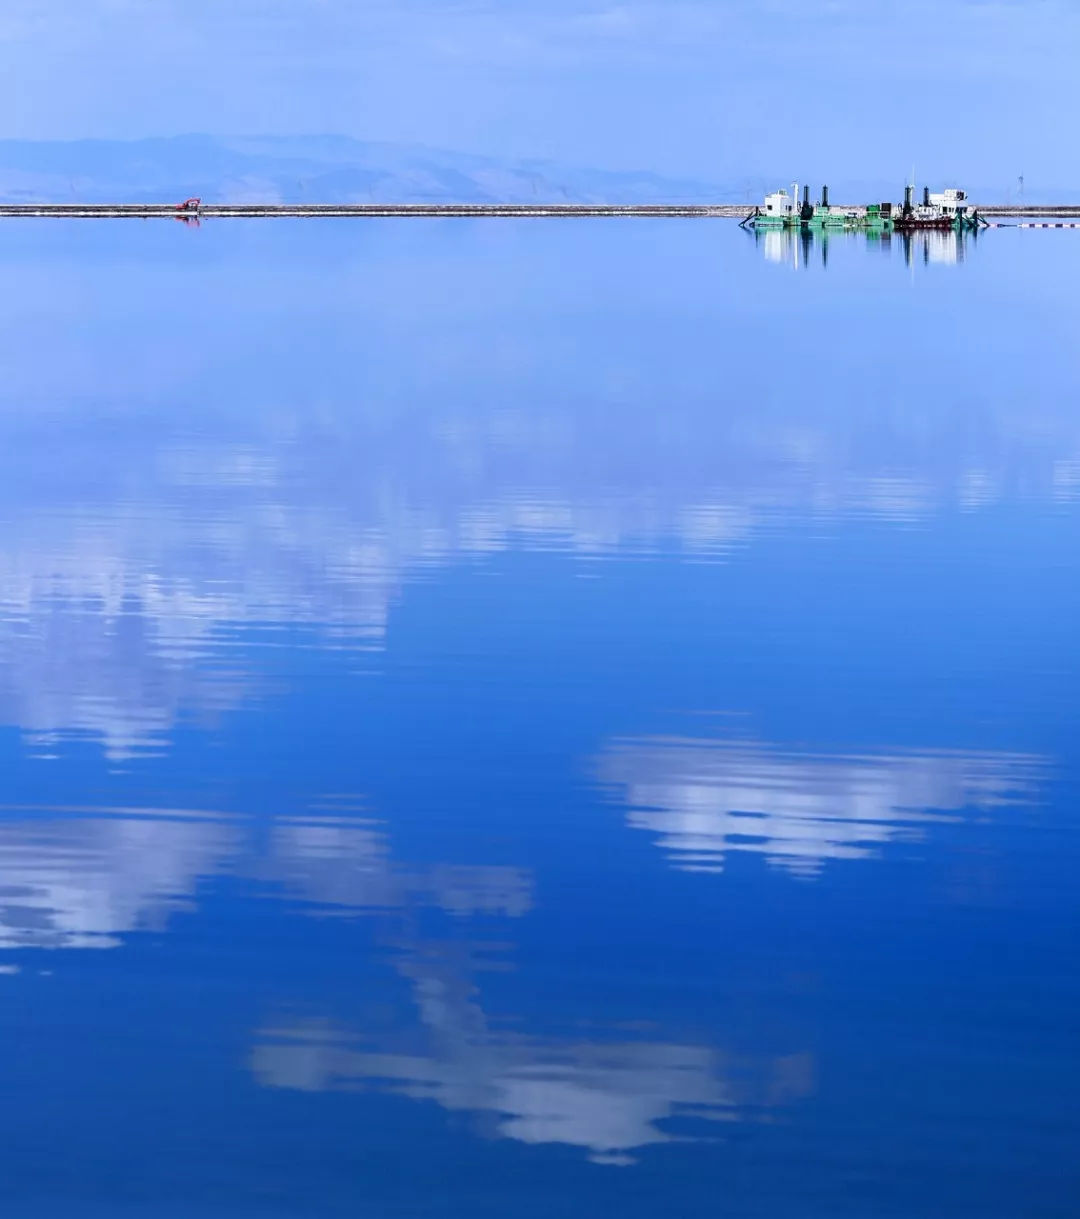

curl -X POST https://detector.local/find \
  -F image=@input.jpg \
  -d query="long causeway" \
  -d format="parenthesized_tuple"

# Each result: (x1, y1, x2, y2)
(1, 203, 1078, 219)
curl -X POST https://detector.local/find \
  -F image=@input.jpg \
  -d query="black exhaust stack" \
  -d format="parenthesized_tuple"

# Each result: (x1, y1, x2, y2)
(801, 184, 813, 221)
(903, 185, 913, 216)
(923, 186, 931, 207)
(821, 184, 829, 208)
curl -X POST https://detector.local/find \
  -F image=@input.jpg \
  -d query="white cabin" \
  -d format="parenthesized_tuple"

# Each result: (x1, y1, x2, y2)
(928, 188, 969, 216)
(762, 189, 795, 216)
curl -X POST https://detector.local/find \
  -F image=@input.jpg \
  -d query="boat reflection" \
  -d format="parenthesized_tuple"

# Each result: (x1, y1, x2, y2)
(755, 224, 984, 269)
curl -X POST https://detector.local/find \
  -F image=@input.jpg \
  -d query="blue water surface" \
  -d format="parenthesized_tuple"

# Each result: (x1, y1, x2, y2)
(0, 218, 1077, 1218)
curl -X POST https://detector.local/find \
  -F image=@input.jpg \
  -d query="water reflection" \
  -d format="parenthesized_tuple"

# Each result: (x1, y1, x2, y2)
(596, 737, 1044, 877)
(0, 595, 252, 760)
(755, 226, 983, 269)
(0, 807, 237, 948)
(0, 224, 1075, 1213)
(3, 380, 1080, 755)
(0, 798, 811, 1163)
(4, 731, 1039, 953)
(262, 804, 532, 918)
(253, 943, 813, 1165)
(0, 803, 530, 949)
(0, 218, 1077, 756)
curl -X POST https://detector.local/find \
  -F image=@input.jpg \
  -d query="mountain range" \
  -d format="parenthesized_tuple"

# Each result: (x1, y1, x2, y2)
(0, 135, 740, 205)
(0, 137, 1065, 206)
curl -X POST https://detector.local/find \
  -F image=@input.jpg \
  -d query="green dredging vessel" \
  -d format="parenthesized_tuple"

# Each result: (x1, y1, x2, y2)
(742, 184, 987, 233)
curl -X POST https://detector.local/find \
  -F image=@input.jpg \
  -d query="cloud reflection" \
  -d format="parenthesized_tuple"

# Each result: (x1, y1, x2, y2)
(0, 803, 531, 949)
(0, 808, 237, 948)
(3, 388, 1076, 757)
(595, 737, 1044, 877)
(2, 225, 1077, 755)
(0, 798, 804, 1164)
(262, 808, 532, 918)
(253, 948, 813, 1164)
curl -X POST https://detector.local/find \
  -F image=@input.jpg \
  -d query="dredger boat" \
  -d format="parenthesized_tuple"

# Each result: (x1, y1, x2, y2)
(742, 183, 985, 233)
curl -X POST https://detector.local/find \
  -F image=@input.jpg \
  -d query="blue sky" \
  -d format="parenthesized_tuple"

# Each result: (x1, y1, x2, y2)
(1, 0, 1076, 187)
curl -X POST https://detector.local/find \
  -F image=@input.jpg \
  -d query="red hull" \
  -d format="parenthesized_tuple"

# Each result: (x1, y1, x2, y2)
(893, 219, 959, 230)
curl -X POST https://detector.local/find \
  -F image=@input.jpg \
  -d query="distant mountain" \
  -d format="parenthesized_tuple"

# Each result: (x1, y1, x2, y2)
(0, 135, 743, 205)
(1, 138, 1055, 206)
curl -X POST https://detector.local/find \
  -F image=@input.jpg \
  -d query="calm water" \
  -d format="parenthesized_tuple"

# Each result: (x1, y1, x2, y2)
(0, 219, 1077, 1218)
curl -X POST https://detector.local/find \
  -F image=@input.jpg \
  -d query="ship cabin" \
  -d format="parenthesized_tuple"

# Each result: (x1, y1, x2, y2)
(928, 188, 969, 218)
(762, 189, 796, 218)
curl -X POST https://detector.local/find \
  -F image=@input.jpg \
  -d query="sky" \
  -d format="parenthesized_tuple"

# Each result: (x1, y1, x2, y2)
(1, 0, 1077, 188)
